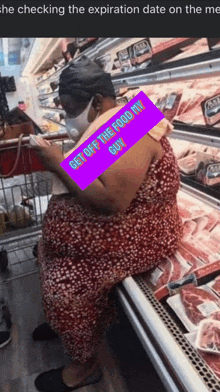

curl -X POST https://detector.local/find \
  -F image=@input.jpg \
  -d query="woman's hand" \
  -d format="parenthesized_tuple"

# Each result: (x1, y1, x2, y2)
(31, 139, 64, 172)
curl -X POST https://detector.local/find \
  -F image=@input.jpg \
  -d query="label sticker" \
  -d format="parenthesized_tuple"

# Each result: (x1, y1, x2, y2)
(150, 268, 163, 286)
(197, 301, 219, 317)
(60, 91, 164, 190)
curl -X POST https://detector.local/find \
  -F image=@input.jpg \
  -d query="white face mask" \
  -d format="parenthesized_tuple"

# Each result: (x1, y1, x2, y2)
(65, 97, 96, 141)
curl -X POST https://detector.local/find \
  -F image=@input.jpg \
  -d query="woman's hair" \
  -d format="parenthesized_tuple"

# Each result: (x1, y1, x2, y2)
(59, 55, 116, 101)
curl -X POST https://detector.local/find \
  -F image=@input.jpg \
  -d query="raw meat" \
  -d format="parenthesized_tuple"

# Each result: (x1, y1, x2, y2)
(204, 212, 219, 232)
(197, 320, 220, 353)
(178, 154, 197, 175)
(196, 231, 220, 255)
(177, 192, 210, 222)
(168, 252, 192, 282)
(211, 277, 220, 296)
(181, 238, 210, 264)
(179, 284, 220, 326)
(192, 216, 209, 237)
(142, 258, 173, 291)
(178, 245, 203, 274)
(182, 221, 197, 241)
(154, 258, 173, 290)
(168, 255, 183, 283)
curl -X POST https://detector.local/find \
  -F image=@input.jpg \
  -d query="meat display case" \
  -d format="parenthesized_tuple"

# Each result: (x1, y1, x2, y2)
(22, 38, 220, 391)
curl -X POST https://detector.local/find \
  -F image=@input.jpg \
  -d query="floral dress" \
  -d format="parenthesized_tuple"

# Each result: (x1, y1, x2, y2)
(37, 136, 183, 364)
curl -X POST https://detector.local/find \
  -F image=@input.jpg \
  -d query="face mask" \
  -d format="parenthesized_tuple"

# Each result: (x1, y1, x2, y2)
(65, 97, 97, 141)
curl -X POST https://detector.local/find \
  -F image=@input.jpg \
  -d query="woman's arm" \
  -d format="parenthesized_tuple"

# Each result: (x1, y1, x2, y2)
(32, 133, 159, 214)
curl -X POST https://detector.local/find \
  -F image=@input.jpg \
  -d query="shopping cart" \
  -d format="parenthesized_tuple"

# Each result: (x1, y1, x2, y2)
(0, 131, 73, 329)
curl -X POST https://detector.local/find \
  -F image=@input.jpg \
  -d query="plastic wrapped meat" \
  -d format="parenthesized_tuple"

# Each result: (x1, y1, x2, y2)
(168, 252, 191, 283)
(178, 245, 203, 274)
(192, 216, 209, 237)
(178, 153, 197, 174)
(180, 237, 211, 264)
(141, 258, 173, 291)
(179, 284, 220, 326)
(177, 193, 209, 222)
(182, 220, 197, 241)
(196, 320, 220, 354)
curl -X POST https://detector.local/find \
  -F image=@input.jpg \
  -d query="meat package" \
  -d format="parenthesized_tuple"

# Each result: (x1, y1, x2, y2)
(178, 153, 197, 175)
(196, 319, 220, 354)
(140, 247, 203, 301)
(167, 283, 220, 332)
(186, 331, 220, 380)
(177, 192, 212, 222)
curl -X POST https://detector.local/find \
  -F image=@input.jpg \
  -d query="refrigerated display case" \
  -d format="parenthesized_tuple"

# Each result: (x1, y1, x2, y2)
(6, 37, 220, 391)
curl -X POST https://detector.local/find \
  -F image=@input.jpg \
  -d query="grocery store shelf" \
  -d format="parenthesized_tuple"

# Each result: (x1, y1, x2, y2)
(43, 116, 66, 128)
(117, 277, 211, 392)
(22, 38, 63, 77)
(169, 122, 220, 149)
(36, 38, 130, 87)
(180, 176, 220, 210)
(112, 48, 220, 88)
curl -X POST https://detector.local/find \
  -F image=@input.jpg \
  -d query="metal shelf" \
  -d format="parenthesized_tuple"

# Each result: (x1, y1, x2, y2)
(111, 48, 220, 88)
(117, 277, 213, 392)
(36, 38, 129, 87)
(169, 122, 220, 149)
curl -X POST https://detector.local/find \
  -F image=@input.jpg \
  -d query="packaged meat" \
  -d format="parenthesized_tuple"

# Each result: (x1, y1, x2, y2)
(210, 276, 220, 297)
(168, 252, 192, 283)
(178, 153, 197, 175)
(192, 216, 209, 237)
(195, 231, 220, 256)
(177, 192, 212, 222)
(163, 92, 182, 122)
(178, 245, 204, 275)
(182, 220, 197, 241)
(186, 331, 220, 380)
(196, 319, 220, 354)
(167, 284, 220, 331)
(181, 236, 217, 264)
(141, 258, 173, 292)
(204, 212, 220, 232)
(168, 139, 194, 160)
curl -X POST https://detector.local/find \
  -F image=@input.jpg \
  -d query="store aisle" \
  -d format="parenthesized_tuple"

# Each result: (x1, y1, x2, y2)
(0, 269, 129, 392)
(0, 237, 166, 392)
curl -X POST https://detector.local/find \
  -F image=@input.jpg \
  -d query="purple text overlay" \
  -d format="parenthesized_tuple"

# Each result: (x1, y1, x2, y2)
(60, 91, 164, 190)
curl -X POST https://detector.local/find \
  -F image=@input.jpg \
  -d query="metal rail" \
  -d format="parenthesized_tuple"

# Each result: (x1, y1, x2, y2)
(112, 49, 220, 88)
(118, 277, 211, 392)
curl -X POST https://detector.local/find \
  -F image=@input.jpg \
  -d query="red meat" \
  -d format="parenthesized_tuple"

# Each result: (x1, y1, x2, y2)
(169, 255, 183, 283)
(192, 217, 209, 237)
(182, 221, 197, 241)
(179, 284, 220, 326)
(181, 239, 210, 264)
(178, 245, 202, 275)
(156, 258, 173, 289)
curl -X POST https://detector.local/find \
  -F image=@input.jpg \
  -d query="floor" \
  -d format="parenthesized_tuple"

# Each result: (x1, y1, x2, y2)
(0, 232, 166, 392)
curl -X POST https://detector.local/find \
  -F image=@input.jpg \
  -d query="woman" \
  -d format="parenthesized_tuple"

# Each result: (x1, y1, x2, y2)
(34, 56, 183, 392)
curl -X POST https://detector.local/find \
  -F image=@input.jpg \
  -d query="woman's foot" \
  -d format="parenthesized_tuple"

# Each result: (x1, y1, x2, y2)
(62, 357, 99, 388)
(34, 360, 103, 391)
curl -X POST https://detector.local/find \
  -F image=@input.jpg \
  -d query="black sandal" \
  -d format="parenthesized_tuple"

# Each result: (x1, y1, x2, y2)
(34, 365, 103, 392)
